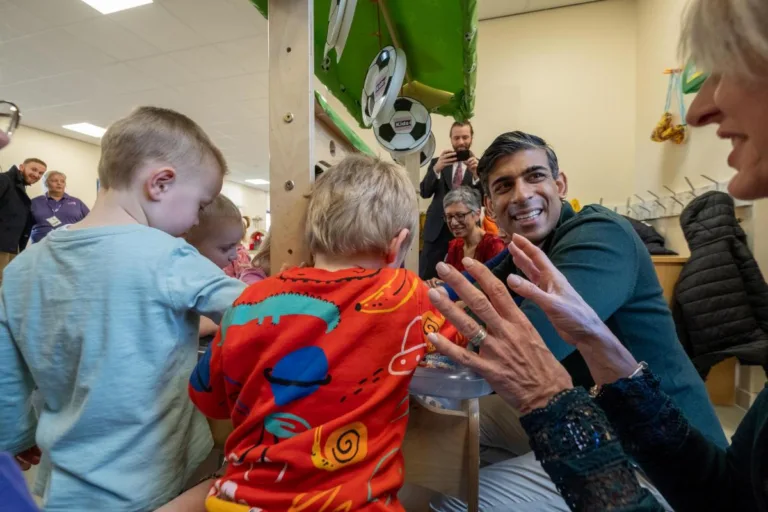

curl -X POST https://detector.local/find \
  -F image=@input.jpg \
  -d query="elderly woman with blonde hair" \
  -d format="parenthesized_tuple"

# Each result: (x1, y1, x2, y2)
(429, 0, 768, 510)
(29, 170, 89, 243)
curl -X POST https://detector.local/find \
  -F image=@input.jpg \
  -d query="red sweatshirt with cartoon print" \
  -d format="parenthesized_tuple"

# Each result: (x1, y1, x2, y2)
(190, 266, 462, 511)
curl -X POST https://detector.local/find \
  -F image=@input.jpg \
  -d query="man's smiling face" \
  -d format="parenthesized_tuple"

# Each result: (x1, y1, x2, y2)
(486, 148, 567, 245)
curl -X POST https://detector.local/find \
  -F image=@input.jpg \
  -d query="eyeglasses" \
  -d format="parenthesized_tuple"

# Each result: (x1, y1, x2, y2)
(0, 101, 21, 137)
(444, 211, 473, 224)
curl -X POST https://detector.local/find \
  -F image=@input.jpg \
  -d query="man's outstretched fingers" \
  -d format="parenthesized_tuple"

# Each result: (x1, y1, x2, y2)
(436, 262, 505, 332)
(428, 333, 492, 374)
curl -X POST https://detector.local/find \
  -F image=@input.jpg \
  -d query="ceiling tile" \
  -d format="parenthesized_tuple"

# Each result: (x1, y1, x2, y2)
(42, 71, 107, 105)
(64, 16, 160, 61)
(110, 2, 200, 52)
(215, 35, 268, 74)
(6, 0, 273, 186)
(0, 28, 115, 79)
(166, 45, 249, 81)
(125, 54, 202, 87)
(0, 54, 40, 86)
(0, 0, 52, 42)
(9, 0, 99, 27)
(159, 0, 260, 44)
(92, 63, 162, 95)
(174, 72, 268, 106)
(225, 0, 267, 33)
(0, 78, 74, 109)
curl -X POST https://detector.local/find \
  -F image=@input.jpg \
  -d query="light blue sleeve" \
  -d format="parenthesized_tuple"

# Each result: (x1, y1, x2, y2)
(165, 243, 247, 323)
(0, 293, 37, 454)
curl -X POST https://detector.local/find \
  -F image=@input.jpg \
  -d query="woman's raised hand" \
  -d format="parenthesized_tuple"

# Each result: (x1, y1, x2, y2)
(427, 259, 572, 414)
(505, 234, 639, 385)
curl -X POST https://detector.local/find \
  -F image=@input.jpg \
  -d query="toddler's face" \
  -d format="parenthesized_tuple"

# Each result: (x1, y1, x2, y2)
(195, 222, 244, 269)
(149, 165, 223, 237)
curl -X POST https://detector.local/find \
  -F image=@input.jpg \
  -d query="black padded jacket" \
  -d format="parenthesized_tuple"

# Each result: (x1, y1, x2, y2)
(673, 191, 768, 377)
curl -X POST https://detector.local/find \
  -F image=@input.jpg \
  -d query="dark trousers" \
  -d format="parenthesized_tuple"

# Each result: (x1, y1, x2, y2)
(419, 225, 453, 280)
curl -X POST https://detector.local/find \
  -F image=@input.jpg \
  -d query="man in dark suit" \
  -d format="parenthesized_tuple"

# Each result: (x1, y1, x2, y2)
(419, 121, 482, 279)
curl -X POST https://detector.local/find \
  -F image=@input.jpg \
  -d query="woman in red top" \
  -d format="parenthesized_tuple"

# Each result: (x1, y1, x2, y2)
(442, 186, 505, 273)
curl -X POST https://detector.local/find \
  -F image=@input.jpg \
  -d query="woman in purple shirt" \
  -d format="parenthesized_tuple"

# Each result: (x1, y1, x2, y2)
(29, 171, 89, 243)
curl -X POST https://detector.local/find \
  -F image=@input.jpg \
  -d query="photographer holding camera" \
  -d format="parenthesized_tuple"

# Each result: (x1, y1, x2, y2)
(419, 120, 483, 280)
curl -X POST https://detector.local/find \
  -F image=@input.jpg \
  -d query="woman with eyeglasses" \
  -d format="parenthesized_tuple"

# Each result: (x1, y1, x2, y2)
(441, 186, 505, 274)
(428, 0, 768, 510)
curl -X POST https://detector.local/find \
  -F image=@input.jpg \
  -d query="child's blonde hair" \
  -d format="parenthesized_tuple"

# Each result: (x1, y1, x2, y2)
(305, 154, 417, 258)
(98, 106, 227, 190)
(185, 194, 244, 244)
(251, 229, 272, 276)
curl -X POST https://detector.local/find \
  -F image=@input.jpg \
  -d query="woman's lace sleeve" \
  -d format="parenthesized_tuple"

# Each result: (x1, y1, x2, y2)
(595, 370, 689, 455)
(520, 387, 665, 511)
(595, 371, 759, 512)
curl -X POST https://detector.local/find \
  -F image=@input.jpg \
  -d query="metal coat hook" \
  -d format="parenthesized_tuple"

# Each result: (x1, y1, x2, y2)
(634, 204, 651, 214)
(634, 194, 646, 203)
(599, 197, 604, 205)
(646, 190, 666, 210)
(684, 177, 698, 197)
(663, 185, 686, 206)
(701, 174, 719, 190)
(625, 197, 632, 217)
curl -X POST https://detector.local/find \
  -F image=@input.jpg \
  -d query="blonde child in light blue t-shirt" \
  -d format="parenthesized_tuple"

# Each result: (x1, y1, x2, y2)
(0, 107, 246, 511)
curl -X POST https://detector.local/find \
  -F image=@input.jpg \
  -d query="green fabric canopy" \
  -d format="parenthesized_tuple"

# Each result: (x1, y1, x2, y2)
(250, 0, 478, 127)
(314, 91, 374, 155)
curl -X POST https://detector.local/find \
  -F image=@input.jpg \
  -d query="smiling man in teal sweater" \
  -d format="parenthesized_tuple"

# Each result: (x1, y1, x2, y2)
(435, 131, 725, 510)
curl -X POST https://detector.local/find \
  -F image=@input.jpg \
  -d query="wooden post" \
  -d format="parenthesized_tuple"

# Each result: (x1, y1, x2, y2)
(405, 152, 420, 273)
(269, 0, 314, 271)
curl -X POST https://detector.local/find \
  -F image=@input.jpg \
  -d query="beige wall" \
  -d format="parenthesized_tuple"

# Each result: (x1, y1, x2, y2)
(424, 0, 638, 211)
(634, 0, 733, 196)
(0, 125, 270, 234)
(634, 0, 768, 271)
(0, 125, 102, 207)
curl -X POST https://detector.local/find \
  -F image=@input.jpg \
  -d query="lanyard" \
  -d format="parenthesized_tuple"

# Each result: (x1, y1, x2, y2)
(47, 196, 64, 216)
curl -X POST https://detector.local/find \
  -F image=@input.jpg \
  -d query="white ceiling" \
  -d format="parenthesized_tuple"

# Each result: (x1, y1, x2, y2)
(0, 0, 602, 187)
(478, 0, 602, 20)
(0, 0, 269, 186)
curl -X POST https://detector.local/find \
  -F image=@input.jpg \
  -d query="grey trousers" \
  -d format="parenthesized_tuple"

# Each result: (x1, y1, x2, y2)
(430, 395, 674, 511)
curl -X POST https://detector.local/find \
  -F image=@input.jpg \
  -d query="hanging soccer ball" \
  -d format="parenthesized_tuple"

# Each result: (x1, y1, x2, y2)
(374, 96, 431, 155)
(392, 132, 436, 168)
(361, 46, 406, 127)
(321, 55, 332, 72)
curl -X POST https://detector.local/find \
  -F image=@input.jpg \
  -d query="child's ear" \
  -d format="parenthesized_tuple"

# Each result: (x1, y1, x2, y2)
(146, 167, 177, 201)
(387, 228, 411, 267)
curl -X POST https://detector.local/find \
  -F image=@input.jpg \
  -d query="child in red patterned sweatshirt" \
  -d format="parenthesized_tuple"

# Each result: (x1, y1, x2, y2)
(189, 155, 465, 512)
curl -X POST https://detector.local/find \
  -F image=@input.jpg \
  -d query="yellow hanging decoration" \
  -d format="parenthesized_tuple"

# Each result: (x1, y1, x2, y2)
(569, 199, 582, 212)
(651, 69, 687, 145)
